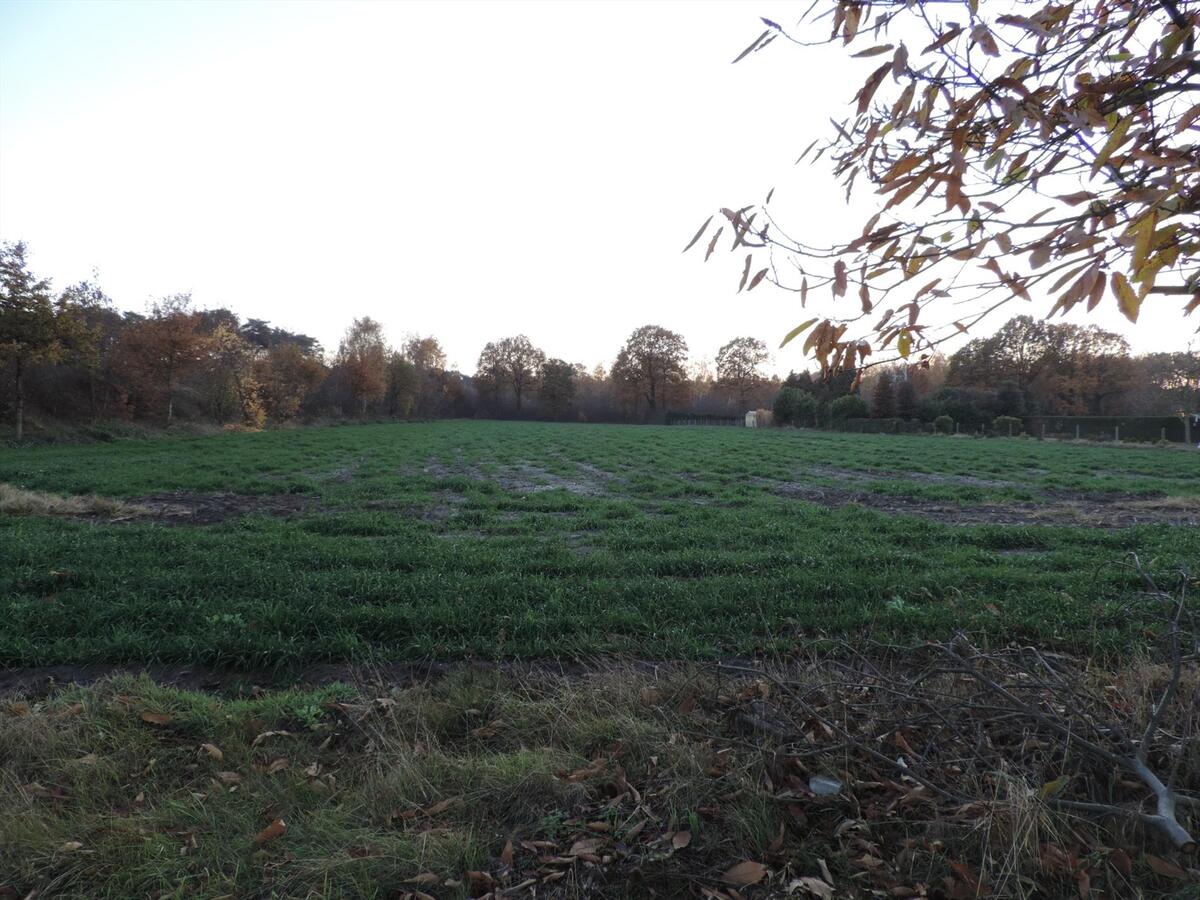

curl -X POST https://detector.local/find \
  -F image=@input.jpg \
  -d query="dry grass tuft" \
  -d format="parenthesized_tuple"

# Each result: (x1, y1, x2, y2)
(0, 483, 148, 519)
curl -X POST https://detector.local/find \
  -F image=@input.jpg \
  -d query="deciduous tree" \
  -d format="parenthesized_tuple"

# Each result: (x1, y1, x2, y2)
(336, 317, 388, 415)
(112, 293, 209, 425)
(539, 358, 578, 419)
(716, 336, 770, 408)
(692, 1, 1200, 372)
(476, 335, 545, 412)
(611, 325, 689, 416)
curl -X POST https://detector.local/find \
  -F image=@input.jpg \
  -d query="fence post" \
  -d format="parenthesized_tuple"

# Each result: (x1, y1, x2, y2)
(1185, 415, 1193, 446)
(1075, 424, 1080, 440)
(1162, 427, 1167, 442)
(1114, 425, 1120, 442)
(1040, 423, 1046, 441)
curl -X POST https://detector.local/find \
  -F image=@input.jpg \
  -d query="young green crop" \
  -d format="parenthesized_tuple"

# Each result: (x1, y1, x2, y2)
(1, 421, 1196, 668)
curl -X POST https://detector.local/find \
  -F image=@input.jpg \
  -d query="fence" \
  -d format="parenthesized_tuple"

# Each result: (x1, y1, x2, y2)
(835, 417, 931, 434)
(665, 412, 743, 427)
(1022, 415, 1192, 443)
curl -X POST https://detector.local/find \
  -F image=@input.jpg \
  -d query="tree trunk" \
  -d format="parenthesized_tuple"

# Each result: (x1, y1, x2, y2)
(14, 359, 24, 442)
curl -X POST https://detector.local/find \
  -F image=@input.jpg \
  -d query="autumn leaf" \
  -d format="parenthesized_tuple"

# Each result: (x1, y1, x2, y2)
(199, 743, 223, 761)
(253, 817, 287, 846)
(671, 830, 692, 850)
(833, 260, 848, 297)
(747, 268, 769, 291)
(780, 319, 818, 349)
(788, 876, 835, 898)
(722, 860, 768, 886)
(140, 711, 173, 726)
(1112, 272, 1141, 323)
(854, 62, 891, 116)
(682, 215, 714, 253)
(1145, 855, 1189, 879)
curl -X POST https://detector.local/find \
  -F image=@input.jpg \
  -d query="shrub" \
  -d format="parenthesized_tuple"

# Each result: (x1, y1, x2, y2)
(934, 414, 954, 434)
(772, 388, 816, 427)
(993, 415, 1023, 436)
(830, 395, 869, 420)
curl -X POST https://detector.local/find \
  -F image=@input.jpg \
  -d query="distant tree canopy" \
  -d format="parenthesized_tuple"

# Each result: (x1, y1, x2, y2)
(2, 242, 1195, 438)
(476, 335, 546, 412)
(689, 1, 1200, 374)
(716, 336, 770, 407)
(0, 242, 59, 440)
(612, 325, 690, 417)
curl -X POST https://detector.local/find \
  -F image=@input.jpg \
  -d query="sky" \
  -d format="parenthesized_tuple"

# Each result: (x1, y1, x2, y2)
(1, 0, 1195, 376)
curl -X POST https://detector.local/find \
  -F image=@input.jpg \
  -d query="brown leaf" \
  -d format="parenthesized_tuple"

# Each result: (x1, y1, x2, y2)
(467, 870, 496, 895)
(250, 729, 292, 747)
(683, 215, 714, 253)
(405, 872, 440, 886)
(788, 876, 834, 898)
(500, 839, 514, 867)
(215, 771, 242, 785)
(266, 757, 290, 775)
(199, 743, 223, 762)
(722, 860, 768, 886)
(1145, 854, 1189, 879)
(422, 796, 460, 817)
(672, 830, 692, 850)
(140, 711, 173, 726)
(569, 837, 604, 857)
(253, 817, 287, 846)
(59, 840, 84, 853)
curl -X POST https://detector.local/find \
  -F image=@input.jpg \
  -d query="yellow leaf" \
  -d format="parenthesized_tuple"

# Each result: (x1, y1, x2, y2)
(1092, 116, 1132, 174)
(897, 329, 913, 359)
(780, 319, 818, 349)
(1112, 272, 1141, 323)
(1037, 774, 1069, 799)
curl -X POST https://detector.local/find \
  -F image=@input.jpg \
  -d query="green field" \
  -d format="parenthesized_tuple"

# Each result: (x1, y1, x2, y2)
(2, 421, 1198, 668)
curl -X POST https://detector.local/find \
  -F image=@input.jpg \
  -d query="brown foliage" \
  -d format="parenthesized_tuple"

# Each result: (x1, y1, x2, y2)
(697, 1, 1200, 374)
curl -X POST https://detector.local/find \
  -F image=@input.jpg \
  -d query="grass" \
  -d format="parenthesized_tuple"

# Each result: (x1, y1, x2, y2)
(2, 663, 1195, 898)
(1, 420, 1198, 667)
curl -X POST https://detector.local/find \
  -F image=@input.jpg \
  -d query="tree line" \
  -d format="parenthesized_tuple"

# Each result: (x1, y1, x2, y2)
(771, 315, 1199, 430)
(5, 243, 1195, 440)
(1, 242, 784, 438)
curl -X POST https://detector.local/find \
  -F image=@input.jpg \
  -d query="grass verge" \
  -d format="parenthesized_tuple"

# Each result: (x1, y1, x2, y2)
(2, 660, 1197, 898)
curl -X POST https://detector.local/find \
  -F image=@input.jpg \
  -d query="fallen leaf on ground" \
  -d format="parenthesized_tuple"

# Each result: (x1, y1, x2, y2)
(59, 841, 84, 853)
(723, 860, 768, 886)
(404, 873, 439, 886)
(672, 830, 692, 850)
(199, 743, 223, 761)
(1145, 855, 1189, 879)
(251, 729, 291, 747)
(788, 876, 834, 898)
(253, 817, 286, 846)
(266, 757, 289, 775)
(140, 711, 173, 726)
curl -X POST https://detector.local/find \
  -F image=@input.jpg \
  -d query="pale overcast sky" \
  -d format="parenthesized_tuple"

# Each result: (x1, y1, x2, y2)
(0, 0, 1193, 374)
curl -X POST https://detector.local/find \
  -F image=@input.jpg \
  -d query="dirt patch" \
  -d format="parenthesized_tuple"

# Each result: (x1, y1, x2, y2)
(760, 478, 1200, 527)
(117, 491, 316, 525)
(422, 453, 617, 498)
